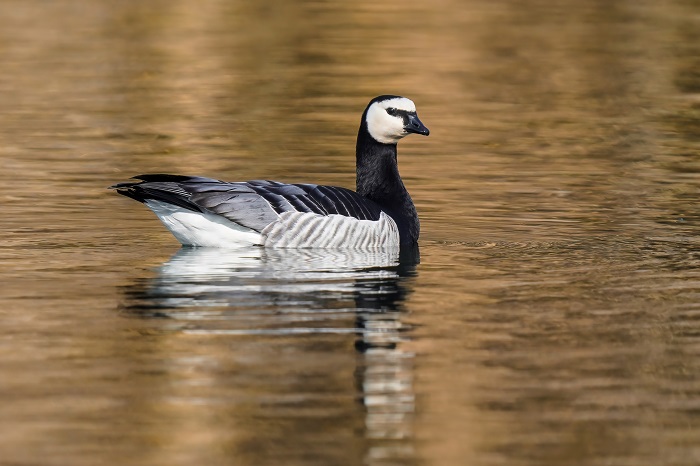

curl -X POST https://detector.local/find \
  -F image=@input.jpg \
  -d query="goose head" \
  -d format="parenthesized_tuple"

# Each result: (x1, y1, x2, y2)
(363, 95, 430, 145)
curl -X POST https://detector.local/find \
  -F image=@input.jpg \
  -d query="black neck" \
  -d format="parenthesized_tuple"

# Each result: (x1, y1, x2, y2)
(355, 126, 419, 245)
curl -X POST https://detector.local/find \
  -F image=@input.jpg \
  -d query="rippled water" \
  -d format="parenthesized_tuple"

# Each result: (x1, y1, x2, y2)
(2, 0, 700, 465)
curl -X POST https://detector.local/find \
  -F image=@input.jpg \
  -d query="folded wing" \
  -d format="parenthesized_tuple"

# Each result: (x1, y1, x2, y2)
(112, 174, 386, 236)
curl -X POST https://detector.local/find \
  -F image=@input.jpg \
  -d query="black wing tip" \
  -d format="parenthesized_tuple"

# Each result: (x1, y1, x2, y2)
(108, 173, 205, 190)
(110, 184, 148, 203)
(108, 174, 177, 189)
(109, 174, 207, 213)
(109, 181, 135, 190)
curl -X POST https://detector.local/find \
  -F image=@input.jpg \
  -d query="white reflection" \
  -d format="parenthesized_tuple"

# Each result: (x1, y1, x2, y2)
(124, 246, 418, 315)
(122, 245, 419, 466)
(160, 246, 402, 281)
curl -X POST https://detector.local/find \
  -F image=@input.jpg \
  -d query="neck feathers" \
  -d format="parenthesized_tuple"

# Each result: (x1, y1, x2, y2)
(355, 125, 419, 245)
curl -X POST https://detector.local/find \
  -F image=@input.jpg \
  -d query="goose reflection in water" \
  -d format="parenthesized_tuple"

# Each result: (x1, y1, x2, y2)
(120, 246, 420, 464)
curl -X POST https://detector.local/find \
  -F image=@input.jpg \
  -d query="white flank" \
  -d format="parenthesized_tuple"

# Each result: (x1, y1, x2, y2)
(145, 200, 262, 248)
(261, 211, 400, 248)
(366, 97, 416, 144)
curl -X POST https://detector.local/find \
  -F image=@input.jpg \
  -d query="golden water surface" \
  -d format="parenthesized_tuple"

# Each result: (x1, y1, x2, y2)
(1, 0, 700, 465)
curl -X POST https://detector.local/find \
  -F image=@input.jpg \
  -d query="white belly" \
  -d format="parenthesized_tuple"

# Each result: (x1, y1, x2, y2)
(262, 212, 400, 248)
(145, 201, 399, 249)
(146, 200, 262, 247)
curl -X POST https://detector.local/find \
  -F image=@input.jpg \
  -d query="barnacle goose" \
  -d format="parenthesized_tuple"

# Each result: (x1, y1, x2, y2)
(111, 95, 429, 248)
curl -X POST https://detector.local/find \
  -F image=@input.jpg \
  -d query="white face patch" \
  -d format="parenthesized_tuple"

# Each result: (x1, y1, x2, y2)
(365, 97, 417, 144)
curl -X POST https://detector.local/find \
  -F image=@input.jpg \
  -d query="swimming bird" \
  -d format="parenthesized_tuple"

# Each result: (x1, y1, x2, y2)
(111, 95, 429, 248)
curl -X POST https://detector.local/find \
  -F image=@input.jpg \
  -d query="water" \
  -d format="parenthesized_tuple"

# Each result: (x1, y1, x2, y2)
(1, 0, 700, 464)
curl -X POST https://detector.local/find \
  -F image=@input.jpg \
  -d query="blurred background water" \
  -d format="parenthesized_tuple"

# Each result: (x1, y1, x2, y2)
(1, 0, 700, 465)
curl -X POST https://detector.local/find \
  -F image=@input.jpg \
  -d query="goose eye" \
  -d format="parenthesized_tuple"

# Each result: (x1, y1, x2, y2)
(386, 107, 397, 116)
